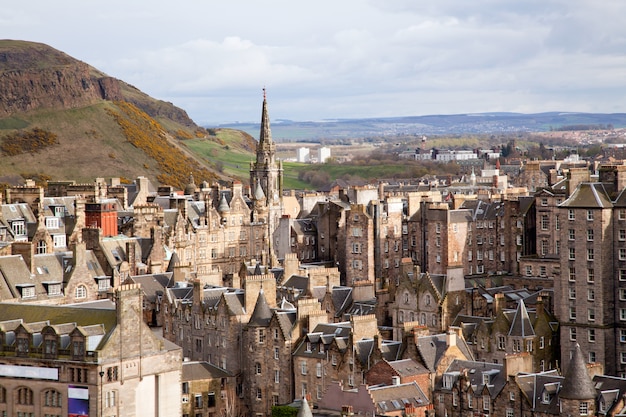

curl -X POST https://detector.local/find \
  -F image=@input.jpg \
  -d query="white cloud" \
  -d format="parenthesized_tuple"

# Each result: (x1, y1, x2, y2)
(3, 0, 626, 123)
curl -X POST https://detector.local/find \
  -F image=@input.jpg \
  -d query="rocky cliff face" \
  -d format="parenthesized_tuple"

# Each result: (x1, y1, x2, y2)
(0, 62, 103, 117)
(0, 40, 196, 127)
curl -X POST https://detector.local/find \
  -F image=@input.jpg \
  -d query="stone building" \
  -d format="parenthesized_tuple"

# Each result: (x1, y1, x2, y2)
(0, 284, 182, 417)
(453, 296, 559, 373)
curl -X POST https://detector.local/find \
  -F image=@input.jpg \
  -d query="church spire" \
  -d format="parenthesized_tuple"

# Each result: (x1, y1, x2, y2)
(259, 87, 273, 151)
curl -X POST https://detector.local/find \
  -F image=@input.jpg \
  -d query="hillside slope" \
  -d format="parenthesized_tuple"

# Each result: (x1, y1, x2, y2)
(0, 40, 240, 188)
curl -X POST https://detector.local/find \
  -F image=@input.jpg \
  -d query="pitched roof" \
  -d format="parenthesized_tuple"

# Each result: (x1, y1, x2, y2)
(559, 344, 597, 400)
(297, 397, 313, 417)
(182, 361, 231, 381)
(561, 182, 613, 208)
(247, 289, 273, 327)
(508, 299, 535, 337)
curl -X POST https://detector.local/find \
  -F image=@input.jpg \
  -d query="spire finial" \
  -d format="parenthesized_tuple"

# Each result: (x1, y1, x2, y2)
(263, 86, 266, 100)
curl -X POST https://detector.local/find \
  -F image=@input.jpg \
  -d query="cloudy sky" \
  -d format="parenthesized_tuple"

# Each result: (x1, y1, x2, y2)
(4, 1, 626, 125)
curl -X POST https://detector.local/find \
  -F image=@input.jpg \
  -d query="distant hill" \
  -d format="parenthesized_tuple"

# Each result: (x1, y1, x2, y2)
(218, 112, 626, 141)
(0, 40, 251, 188)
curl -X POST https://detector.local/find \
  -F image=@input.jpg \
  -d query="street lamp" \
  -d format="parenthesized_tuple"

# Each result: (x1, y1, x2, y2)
(99, 370, 105, 417)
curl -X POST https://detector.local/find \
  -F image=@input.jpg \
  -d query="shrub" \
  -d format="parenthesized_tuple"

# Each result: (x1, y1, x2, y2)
(1, 128, 58, 156)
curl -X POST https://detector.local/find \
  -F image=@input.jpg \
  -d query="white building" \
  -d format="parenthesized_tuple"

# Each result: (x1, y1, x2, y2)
(297, 147, 310, 163)
(318, 147, 331, 163)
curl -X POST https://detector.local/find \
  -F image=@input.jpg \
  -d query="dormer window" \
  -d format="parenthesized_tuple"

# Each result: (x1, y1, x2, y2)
(11, 220, 25, 237)
(72, 340, 85, 359)
(19, 285, 36, 299)
(16, 337, 29, 356)
(45, 217, 59, 229)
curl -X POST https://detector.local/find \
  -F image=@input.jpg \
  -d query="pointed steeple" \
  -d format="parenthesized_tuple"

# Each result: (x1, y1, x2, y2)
(259, 87, 273, 150)
(254, 182, 266, 202)
(297, 397, 314, 417)
(217, 194, 230, 213)
(559, 344, 596, 400)
(184, 172, 196, 196)
(248, 288, 273, 327)
(508, 299, 535, 337)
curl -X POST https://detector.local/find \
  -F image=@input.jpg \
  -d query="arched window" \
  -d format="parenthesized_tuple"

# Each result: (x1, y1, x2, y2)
(17, 387, 33, 405)
(106, 390, 117, 408)
(75, 285, 87, 299)
(43, 389, 62, 407)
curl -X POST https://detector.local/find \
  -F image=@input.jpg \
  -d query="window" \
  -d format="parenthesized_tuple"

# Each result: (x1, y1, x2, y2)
(106, 366, 118, 382)
(621, 352, 626, 364)
(588, 329, 596, 342)
(539, 337, 545, 349)
(316, 362, 322, 377)
(568, 229, 575, 240)
(36, 240, 47, 254)
(274, 370, 280, 383)
(586, 248, 594, 261)
(569, 327, 577, 341)
(194, 394, 203, 408)
(274, 347, 279, 360)
(300, 361, 307, 375)
(587, 229, 594, 241)
(497, 336, 505, 350)
(526, 339, 533, 352)
(587, 210, 594, 221)
(587, 269, 595, 283)
(506, 408, 514, 417)
(258, 329, 265, 344)
(568, 287, 576, 300)
(620, 289, 626, 301)
(621, 330, 626, 342)
(621, 230, 626, 241)
(620, 309, 626, 321)
(255, 363, 261, 375)
(72, 340, 84, 358)
(75, 285, 87, 299)
(569, 248, 575, 260)
(621, 270, 626, 281)
(208, 392, 216, 408)
(589, 351, 596, 363)
(21, 286, 35, 299)
(43, 389, 61, 407)
(569, 267, 576, 281)
(587, 289, 595, 301)
(17, 387, 33, 405)
(568, 209, 575, 220)
(105, 390, 116, 408)
(513, 339, 521, 352)
(621, 248, 626, 260)
(525, 266, 532, 277)
(569, 307, 577, 320)
(256, 388, 262, 400)
(483, 395, 490, 411)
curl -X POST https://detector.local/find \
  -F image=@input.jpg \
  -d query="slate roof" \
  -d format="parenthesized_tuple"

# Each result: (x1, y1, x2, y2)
(442, 359, 506, 399)
(559, 344, 597, 400)
(561, 182, 613, 208)
(508, 300, 535, 337)
(387, 358, 429, 377)
(0, 302, 116, 350)
(182, 360, 231, 381)
(416, 332, 474, 373)
(247, 289, 273, 327)
(370, 382, 430, 413)
(516, 370, 562, 413)
(127, 273, 174, 303)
